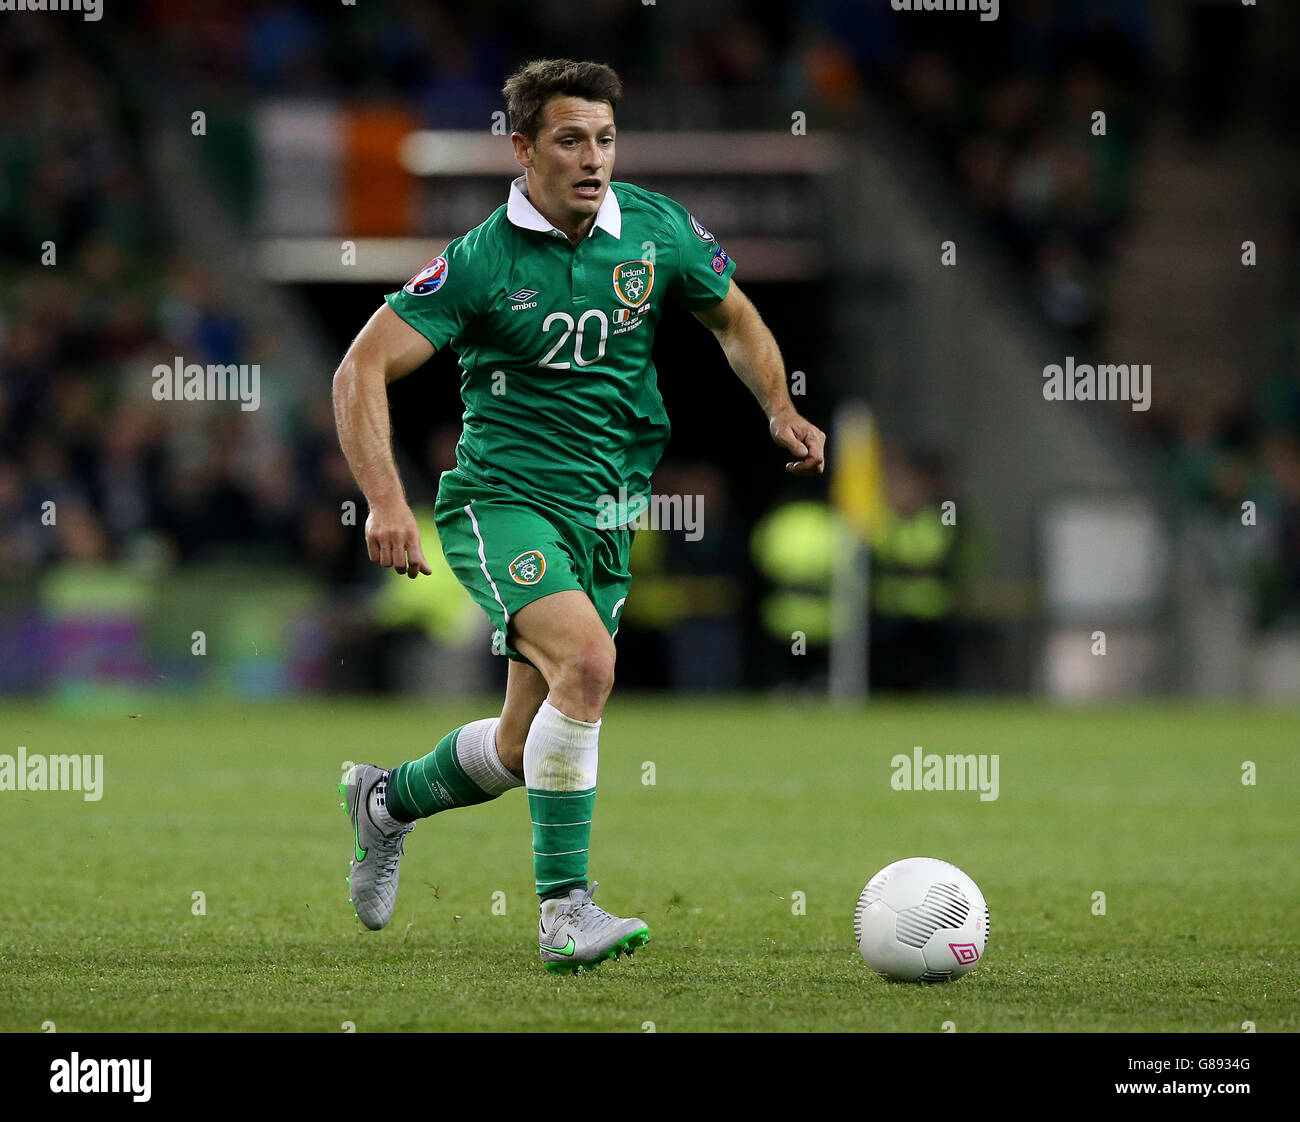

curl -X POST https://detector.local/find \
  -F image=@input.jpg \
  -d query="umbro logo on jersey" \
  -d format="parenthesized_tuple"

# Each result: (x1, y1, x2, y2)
(508, 287, 539, 310)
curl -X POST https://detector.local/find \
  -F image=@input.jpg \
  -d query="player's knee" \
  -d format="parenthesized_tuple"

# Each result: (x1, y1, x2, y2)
(554, 638, 616, 708)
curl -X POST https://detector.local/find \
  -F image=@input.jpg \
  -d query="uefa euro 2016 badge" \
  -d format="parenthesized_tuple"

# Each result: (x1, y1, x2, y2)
(404, 256, 449, 296)
(612, 260, 654, 308)
(710, 248, 729, 275)
(689, 214, 714, 242)
(508, 550, 546, 585)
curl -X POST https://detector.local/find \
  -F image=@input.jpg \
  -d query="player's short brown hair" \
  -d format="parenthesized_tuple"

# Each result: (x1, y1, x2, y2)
(502, 59, 623, 143)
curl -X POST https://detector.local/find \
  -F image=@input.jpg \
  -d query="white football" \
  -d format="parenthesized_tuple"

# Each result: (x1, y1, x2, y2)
(854, 857, 989, 982)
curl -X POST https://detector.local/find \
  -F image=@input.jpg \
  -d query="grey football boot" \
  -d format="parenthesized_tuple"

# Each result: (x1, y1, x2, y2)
(339, 764, 414, 930)
(538, 881, 649, 974)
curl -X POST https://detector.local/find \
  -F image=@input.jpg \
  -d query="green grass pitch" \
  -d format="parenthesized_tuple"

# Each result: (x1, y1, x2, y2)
(1, 697, 1296, 1032)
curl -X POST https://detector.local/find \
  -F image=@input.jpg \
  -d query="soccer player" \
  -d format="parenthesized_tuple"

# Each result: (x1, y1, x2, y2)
(332, 59, 825, 973)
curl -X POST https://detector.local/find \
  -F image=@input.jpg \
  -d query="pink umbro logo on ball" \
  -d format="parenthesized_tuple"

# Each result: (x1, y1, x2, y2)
(949, 943, 981, 965)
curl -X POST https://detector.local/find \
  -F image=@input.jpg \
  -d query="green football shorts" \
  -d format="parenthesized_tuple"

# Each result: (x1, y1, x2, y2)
(434, 469, 634, 661)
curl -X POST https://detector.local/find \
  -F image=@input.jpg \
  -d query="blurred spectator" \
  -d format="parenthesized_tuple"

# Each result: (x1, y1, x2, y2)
(621, 461, 746, 692)
(868, 448, 981, 692)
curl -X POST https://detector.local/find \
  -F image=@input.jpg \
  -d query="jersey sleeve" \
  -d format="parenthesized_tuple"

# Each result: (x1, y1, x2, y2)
(665, 199, 737, 310)
(384, 234, 484, 352)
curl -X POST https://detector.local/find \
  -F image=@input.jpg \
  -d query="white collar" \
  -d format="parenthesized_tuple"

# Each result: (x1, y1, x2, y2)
(507, 174, 621, 240)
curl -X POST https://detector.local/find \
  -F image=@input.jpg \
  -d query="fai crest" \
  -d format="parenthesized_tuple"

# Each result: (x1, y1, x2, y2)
(508, 550, 546, 585)
(612, 260, 654, 308)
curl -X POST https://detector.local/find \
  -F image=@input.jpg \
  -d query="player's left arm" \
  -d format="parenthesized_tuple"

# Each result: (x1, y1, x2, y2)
(693, 279, 825, 475)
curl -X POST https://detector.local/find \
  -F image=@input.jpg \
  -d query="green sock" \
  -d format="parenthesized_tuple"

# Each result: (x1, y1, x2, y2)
(387, 726, 496, 821)
(529, 786, 595, 899)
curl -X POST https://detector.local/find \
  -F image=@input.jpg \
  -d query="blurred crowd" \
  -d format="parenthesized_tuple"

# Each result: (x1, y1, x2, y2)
(2, 0, 1298, 685)
(1143, 254, 1300, 629)
(0, 21, 365, 586)
(879, 6, 1151, 345)
(0, 1, 1155, 577)
(135, 0, 1154, 342)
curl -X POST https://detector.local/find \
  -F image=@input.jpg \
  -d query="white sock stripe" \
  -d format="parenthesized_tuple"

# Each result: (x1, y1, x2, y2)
(523, 700, 600, 793)
(536, 699, 601, 733)
(455, 718, 521, 796)
(526, 789, 597, 799)
(428, 750, 451, 801)
(418, 745, 452, 806)
(399, 766, 416, 817)
(480, 734, 520, 789)
(533, 848, 589, 857)
(418, 769, 439, 805)
(530, 819, 593, 827)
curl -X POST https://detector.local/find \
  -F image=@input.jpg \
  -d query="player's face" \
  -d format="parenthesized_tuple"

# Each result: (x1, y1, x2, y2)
(515, 96, 616, 232)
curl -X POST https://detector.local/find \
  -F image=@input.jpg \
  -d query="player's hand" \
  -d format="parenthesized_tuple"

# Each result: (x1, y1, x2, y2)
(769, 407, 826, 475)
(364, 502, 433, 579)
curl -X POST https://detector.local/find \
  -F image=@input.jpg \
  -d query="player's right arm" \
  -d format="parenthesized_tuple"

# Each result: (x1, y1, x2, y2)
(332, 303, 435, 578)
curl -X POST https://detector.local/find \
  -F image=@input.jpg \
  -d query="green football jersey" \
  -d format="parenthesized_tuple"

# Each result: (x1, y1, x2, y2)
(385, 176, 737, 528)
